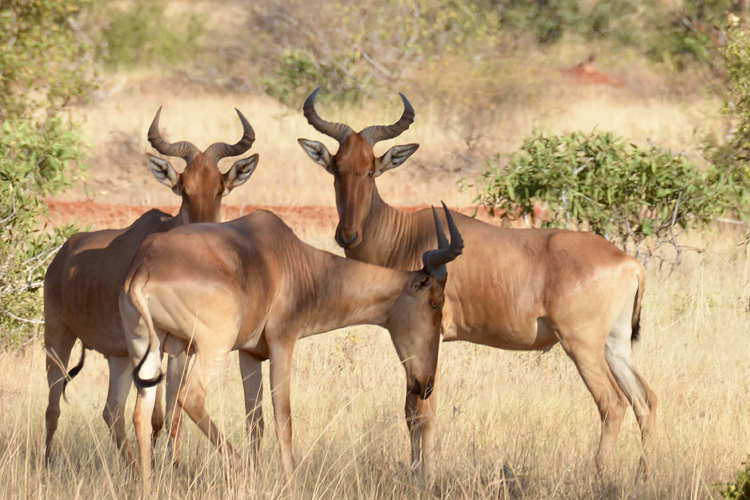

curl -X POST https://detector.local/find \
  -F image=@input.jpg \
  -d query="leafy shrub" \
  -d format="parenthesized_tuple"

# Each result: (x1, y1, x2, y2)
(0, 0, 95, 119)
(501, 0, 585, 44)
(0, 0, 91, 348)
(263, 50, 362, 105)
(720, 458, 750, 499)
(471, 131, 718, 258)
(0, 120, 81, 347)
(97, 0, 203, 69)
(703, 26, 750, 222)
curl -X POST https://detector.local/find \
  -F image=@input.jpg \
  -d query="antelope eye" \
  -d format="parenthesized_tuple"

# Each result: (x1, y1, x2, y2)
(429, 300, 440, 310)
(368, 170, 375, 177)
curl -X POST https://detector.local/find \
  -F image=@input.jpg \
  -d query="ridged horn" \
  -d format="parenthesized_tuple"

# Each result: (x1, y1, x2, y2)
(147, 107, 201, 164)
(422, 202, 464, 278)
(205, 108, 256, 163)
(360, 93, 415, 146)
(302, 87, 354, 144)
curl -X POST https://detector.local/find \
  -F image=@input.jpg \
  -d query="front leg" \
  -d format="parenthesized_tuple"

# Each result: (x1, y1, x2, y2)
(405, 388, 438, 480)
(269, 343, 295, 477)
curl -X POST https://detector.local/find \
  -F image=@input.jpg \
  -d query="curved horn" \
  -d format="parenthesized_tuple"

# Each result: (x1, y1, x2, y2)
(147, 107, 201, 164)
(422, 202, 464, 278)
(303, 87, 354, 144)
(360, 93, 415, 146)
(205, 108, 256, 163)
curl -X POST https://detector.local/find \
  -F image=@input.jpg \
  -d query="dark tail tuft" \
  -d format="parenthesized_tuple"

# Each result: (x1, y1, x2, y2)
(132, 344, 163, 390)
(62, 347, 86, 402)
(632, 290, 642, 343)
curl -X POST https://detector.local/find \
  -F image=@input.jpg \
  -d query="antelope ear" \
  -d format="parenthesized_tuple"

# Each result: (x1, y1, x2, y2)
(375, 144, 419, 176)
(298, 139, 334, 174)
(223, 153, 259, 196)
(410, 273, 432, 292)
(148, 154, 181, 194)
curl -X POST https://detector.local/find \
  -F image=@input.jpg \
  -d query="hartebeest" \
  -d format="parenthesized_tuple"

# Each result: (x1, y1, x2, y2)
(298, 88, 656, 478)
(43, 108, 259, 466)
(119, 205, 463, 489)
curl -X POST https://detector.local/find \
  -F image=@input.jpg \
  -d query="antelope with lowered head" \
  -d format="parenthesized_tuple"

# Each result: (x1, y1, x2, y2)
(119, 204, 463, 490)
(43, 107, 259, 466)
(298, 88, 656, 479)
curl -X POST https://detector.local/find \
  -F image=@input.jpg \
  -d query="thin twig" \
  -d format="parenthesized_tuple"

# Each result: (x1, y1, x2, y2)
(1, 310, 43, 325)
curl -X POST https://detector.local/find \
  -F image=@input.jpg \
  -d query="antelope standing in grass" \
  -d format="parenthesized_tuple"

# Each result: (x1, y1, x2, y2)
(43, 108, 259, 466)
(119, 205, 463, 490)
(298, 88, 656, 479)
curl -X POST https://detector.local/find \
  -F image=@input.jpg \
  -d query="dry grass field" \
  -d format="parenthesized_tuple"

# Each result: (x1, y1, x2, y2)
(1, 227, 750, 499)
(3, 12, 750, 496)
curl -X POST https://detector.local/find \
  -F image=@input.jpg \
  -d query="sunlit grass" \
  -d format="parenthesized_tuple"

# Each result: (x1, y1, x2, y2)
(2, 228, 749, 499)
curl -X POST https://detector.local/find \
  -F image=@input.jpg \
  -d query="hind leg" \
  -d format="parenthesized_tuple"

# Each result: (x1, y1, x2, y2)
(239, 351, 264, 471)
(176, 350, 240, 466)
(151, 375, 165, 447)
(605, 338, 657, 479)
(103, 356, 137, 466)
(165, 350, 188, 466)
(44, 326, 76, 465)
(560, 333, 629, 475)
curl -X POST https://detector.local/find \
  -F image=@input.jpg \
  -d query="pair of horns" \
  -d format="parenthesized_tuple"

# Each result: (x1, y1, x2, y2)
(148, 107, 255, 164)
(303, 87, 415, 145)
(423, 202, 464, 279)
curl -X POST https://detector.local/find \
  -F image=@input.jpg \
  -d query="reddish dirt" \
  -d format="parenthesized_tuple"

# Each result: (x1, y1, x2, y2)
(560, 55, 624, 88)
(44, 200, 514, 235)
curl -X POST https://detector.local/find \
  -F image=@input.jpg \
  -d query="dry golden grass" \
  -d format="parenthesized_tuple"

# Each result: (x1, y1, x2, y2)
(2, 227, 750, 499)
(17, 20, 747, 497)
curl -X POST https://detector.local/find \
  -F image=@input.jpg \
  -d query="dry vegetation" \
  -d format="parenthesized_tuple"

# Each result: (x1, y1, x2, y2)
(2, 229, 749, 499)
(2, 0, 749, 498)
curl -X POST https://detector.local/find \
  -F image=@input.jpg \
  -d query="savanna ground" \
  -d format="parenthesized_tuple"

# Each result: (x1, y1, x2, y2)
(3, 1, 750, 498)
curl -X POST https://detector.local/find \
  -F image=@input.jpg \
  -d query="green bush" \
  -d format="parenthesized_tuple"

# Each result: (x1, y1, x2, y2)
(0, 0, 95, 119)
(471, 131, 719, 258)
(720, 458, 750, 499)
(263, 50, 362, 105)
(97, 0, 203, 68)
(0, 0, 91, 348)
(0, 119, 81, 347)
(701, 26, 750, 223)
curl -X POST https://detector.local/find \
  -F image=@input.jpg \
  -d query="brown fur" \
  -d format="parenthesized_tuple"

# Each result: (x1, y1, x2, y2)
(299, 112, 657, 479)
(119, 209, 461, 491)
(43, 114, 259, 467)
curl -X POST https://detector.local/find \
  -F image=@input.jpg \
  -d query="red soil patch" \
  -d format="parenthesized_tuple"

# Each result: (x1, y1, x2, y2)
(44, 200, 513, 235)
(560, 55, 624, 88)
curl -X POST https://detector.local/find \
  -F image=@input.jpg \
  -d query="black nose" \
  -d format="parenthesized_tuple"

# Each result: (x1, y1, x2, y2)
(337, 231, 358, 248)
(423, 381, 434, 400)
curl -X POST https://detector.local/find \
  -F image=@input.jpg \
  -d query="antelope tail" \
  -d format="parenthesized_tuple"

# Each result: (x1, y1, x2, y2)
(127, 268, 163, 390)
(61, 346, 86, 402)
(631, 265, 646, 343)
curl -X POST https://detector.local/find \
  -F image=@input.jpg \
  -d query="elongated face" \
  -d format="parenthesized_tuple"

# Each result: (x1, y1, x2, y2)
(298, 89, 419, 249)
(146, 107, 260, 223)
(384, 204, 464, 399)
(386, 272, 446, 399)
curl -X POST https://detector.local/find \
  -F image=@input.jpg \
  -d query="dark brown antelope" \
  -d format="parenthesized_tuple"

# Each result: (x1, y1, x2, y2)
(43, 108, 259, 466)
(119, 205, 463, 491)
(298, 88, 656, 479)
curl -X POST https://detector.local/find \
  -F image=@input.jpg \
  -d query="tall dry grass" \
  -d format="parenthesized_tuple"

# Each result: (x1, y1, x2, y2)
(2, 227, 749, 499)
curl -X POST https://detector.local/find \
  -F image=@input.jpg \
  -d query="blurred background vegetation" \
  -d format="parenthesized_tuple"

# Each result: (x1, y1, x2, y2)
(4, 0, 750, 342)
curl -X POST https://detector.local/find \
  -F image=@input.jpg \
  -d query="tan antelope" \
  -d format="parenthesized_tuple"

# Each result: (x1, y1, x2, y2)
(119, 205, 463, 490)
(43, 108, 259, 466)
(298, 88, 657, 478)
